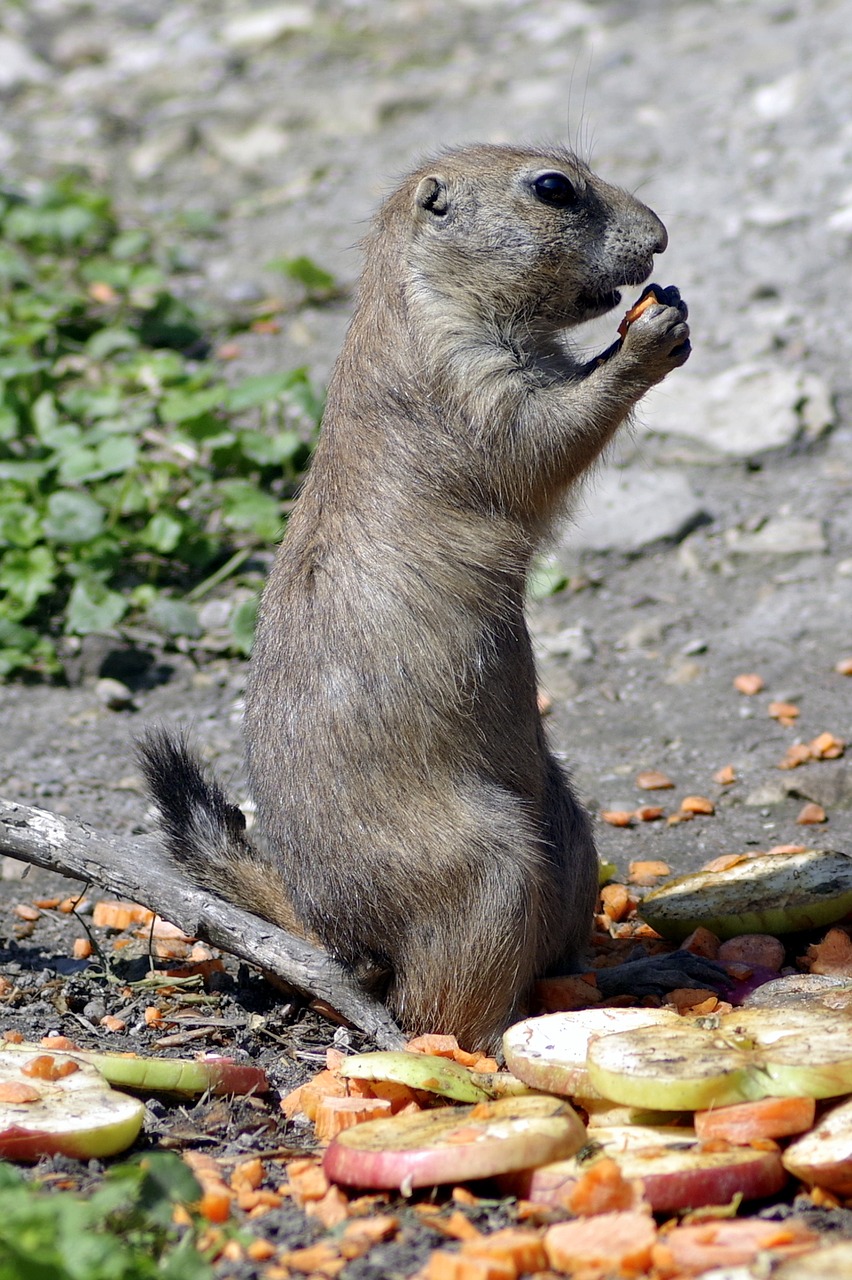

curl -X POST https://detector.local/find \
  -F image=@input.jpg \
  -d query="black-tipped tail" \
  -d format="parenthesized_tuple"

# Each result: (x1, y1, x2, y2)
(137, 728, 249, 868)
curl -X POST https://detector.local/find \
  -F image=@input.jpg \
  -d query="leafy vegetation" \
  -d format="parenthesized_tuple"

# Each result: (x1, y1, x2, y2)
(0, 1153, 212, 1279)
(0, 177, 324, 678)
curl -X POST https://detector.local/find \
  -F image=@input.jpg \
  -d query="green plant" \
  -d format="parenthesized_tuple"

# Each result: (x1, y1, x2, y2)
(0, 1153, 213, 1279)
(0, 177, 324, 678)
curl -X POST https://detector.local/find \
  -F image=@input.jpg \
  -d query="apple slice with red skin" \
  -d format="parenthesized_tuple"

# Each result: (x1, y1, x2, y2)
(0, 1046, 144, 1161)
(783, 1095, 852, 1194)
(501, 1124, 787, 1213)
(4, 1042, 268, 1098)
(503, 1008, 682, 1100)
(323, 1094, 586, 1190)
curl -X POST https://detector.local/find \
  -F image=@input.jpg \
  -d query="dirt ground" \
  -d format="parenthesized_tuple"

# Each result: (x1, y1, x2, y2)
(1, 0, 852, 1273)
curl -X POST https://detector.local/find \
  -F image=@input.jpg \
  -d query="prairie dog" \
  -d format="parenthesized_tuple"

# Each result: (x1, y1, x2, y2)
(141, 144, 690, 1050)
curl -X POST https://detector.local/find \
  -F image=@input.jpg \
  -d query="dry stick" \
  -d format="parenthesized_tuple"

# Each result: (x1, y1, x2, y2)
(0, 797, 405, 1050)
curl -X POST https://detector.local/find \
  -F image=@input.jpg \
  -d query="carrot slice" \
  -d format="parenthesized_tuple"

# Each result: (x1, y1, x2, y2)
(545, 1211, 657, 1275)
(658, 1217, 818, 1273)
(695, 1096, 815, 1144)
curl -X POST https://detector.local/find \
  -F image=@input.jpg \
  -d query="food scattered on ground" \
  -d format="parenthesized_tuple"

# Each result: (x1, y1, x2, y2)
(635, 770, 675, 790)
(733, 673, 765, 695)
(639, 848, 852, 941)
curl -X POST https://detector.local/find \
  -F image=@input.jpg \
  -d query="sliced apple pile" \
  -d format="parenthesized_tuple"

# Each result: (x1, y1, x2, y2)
(323, 1094, 586, 1190)
(639, 848, 852, 942)
(501, 1123, 787, 1212)
(0, 1044, 144, 1161)
(586, 1006, 852, 1110)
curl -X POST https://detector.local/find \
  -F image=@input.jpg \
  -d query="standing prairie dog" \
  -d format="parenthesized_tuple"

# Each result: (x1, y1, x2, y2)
(141, 144, 690, 1050)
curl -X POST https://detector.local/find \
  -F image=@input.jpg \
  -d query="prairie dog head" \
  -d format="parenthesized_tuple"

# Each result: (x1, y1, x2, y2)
(381, 144, 668, 332)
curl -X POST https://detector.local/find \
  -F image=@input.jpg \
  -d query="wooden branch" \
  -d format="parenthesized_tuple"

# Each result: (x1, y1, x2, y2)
(0, 798, 405, 1050)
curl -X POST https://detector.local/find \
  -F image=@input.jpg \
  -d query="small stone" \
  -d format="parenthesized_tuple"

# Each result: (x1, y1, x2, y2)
(537, 624, 595, 663)
(222, 6, 313, 48)
(641, 363, 834, 459)
(565, 467, 710, 553)
(0, 36, 49, 91)
(205, 122, 290, 169)
(724, 518, 827, 557)
(95, 678, 135, 711)
(744, 784, 788, 807)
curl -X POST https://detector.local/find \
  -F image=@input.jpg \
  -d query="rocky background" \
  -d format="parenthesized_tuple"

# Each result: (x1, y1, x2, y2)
(1, 0, 851, 877)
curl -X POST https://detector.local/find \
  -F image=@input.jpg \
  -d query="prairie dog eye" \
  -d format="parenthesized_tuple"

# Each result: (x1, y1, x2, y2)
(532, 172, 577, 206)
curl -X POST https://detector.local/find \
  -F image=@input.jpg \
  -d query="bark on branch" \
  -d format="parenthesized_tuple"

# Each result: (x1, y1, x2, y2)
(0, 797, 405, 1050)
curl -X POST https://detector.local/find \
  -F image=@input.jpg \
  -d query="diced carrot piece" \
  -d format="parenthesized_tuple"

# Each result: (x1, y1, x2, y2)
(796, 802, 827, 825)
(778, 743, 813, 770)
(628, 860, 671, 886)
(463, 1227, 548, 1274)
(769, 701, 799, 721)
(634, 805, 665, 823)
(14, 905, 40, 922)
(40, 1035, 80, 1051)
(804, 927, 852, 975)
(545, 1211, 657, 1275)
(295, 1068, 349, 1121)
(21, 1055, 79, 1081)
(246, 1239, 277, 1262)
(810, 731, 845, 759)
(99, 1015, 126, 1033)
(72, 938, 92, 959)
(2, 1030, 24, 1044)
(680, 795, 715, 815)
(601, 883, 631, 921)
(635, 770, 675, 790)
(347, 1077, 421, 1112)
(0, 1081, 40, 1103)
(285, 1158, 331, 1205)
(601, 810, 634, 827)
(183, 1151, 233, 1224)
(314, 1095, 392, 1142)
(470, 1056, 498, 1073)
(280, 1241, 344, 1275)
(695, 1095, 815, 1144)
(230, 1157, 264, 1192)
(305, 1184, 350, 1228)
(733, 673, 764, 695)
(92, 901, 154, 930)
(535, 974, 602, 1012)
(407, 1034, 461, 1057)
(426, 1250, 515, 1280)
(565, 1157, 644, 1217)
(713, 764, 737, 786)
(659, 1217, 819, 1274)
(680, 927, 720, 959)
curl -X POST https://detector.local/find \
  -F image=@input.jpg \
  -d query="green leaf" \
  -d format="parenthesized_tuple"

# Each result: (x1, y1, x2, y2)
(43, 491, 106, 544)
(266, 254, 337, 296)
(0, 503, 41, 549)
(65, 578, 128, 634)
(85, 327, 140, 360)
(227, 371, 301, 412)
(219, 482, 282, 540)
(229, 596, 258, 654)
(141, 513, 184, 554)
(0, 546, 56, 611)
(145, 597, 202, 638)
(238, 428, 303, 467)
(0, 407, 18, 442)
(158, 386, 223, 424)
(527, 559, 568, 601)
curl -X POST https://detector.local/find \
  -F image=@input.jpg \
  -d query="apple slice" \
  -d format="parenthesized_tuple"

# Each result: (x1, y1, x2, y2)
(743, 973, 852, 1014)
(503, 1009, 682, 1099)
(639, 849, 852, 942)
(5, 1043, 268, 1098)
(587, 1007, 852, 1110)
(783, 1095, 852, 1194)
(0, 1046, 144, 1161)
(323, 1094, 586, 1190)
(338, 1051, 490, 1103)
(502, 1124, 787, 1212)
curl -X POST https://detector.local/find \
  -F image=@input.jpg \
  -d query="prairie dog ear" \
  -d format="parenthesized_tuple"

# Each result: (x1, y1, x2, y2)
(414, 174, 449, 218)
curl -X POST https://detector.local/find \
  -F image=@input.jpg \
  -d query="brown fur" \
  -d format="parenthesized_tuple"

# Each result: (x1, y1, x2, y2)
(140, 144, 690, 1050)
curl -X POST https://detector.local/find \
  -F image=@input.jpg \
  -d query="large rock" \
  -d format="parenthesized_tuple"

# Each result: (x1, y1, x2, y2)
(564, 467, 711, 554)
(640, 363, 834, 460)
